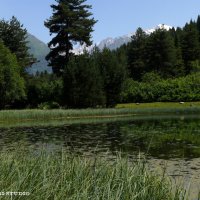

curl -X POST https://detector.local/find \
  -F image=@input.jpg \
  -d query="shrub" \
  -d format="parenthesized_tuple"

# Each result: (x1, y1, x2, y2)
(121, 73, 200, 103)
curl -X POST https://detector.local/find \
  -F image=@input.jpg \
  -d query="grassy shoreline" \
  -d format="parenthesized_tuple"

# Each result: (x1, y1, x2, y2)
(0, 102, 200, 123)
(0, 151, 187, 200)
(116, 101, 200, 108)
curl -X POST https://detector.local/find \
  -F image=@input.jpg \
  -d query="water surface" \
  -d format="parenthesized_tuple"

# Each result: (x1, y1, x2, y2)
(0, 114, 200, 199)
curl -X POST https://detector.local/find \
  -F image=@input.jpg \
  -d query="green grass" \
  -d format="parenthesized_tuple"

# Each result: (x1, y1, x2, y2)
(0, 108, 135, 122)
(0, 102, 200, 125)
(116, 101, 200, 108)
(0, 150, 187, 200)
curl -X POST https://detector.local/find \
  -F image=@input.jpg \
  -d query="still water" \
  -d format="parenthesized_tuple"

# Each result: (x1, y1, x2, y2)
(0, 114, 200, 198)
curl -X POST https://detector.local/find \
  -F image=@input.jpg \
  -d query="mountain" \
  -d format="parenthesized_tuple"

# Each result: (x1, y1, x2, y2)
(97, 35, 131, 50)
(73, 24, 173, 53)
(26, 33, 51, 74)
(97, 24, 172, 50)
(26, 24, 172, 74)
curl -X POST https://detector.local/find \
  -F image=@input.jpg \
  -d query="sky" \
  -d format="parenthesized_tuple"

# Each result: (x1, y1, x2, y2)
(0, 0, 200, 44)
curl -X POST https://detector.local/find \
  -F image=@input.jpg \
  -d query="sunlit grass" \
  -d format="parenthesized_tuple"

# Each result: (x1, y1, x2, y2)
(116, 101, 200, 108)
(0, 102, 200, 125)
(0, 150, 186, 200)
(0, 108, 135, 122)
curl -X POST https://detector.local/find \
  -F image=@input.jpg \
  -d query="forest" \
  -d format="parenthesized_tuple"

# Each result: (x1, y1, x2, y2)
(0, 1, 200, 109)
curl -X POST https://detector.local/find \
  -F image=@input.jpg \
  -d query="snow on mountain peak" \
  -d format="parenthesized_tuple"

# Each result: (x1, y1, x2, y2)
(73, 24, 173, 54)
(156, 24, 172, 31)
(145, 24, 173, 34)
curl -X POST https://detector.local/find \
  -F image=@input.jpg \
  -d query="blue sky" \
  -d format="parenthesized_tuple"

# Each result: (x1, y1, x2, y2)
(0, 0, 200, 44)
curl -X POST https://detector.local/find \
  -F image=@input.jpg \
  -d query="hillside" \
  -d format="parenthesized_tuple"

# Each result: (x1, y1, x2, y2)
(26, 33, 51, 74)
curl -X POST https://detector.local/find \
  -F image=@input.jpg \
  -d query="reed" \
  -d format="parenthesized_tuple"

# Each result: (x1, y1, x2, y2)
(0, 150, 186, 200)
(0, 104, 200, 124)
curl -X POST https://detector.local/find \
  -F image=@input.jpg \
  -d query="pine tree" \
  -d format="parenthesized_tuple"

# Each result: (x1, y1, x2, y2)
(0, 16, 34, 75)
(146, 29, 178, 78)
(45, 0, 96, 75)
(181, 22, 200, 73)
(169, 27, 185, 76)
(97, 48, 126, 107)
(127, 28, 148, 80)
(63, 52, 105, 108)
(197, 15, 200, 34)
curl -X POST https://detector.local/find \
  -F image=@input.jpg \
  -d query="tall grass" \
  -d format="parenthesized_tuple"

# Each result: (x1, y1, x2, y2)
(0, 104, 200, 124)
(0, 150, 186, 200)
(0, 108, 135, 122)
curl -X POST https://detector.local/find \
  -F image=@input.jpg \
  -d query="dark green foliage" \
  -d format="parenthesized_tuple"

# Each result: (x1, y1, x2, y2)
(127, 28, 148, 80)
(141, 72, 162, 83)
(115, 44, 128, 68)
(145, 29, 180, 78)
(37, 101, 60, 109)
(26, 73, 62, 108)
(0, 16, 35, 75)
(63, 53, 105, 108)
(97, 48, 127, 107)
(0, 41, 25, 108)
(197, 15, 200, 34)
(127, 27, 186, 80)
(45, 0, 96, 75)
(121, 73, 200, 103)
(181, 22, 200, 74)
(62, 47, 127, 108)
(126, 18, 200, 81)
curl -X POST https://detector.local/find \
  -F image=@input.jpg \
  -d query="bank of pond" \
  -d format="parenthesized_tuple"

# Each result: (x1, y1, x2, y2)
(0, 102, 200, 125)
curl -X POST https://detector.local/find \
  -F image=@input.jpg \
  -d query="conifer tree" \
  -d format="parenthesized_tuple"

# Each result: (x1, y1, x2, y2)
(127, 28, 148, 80)
(181, 22, 200, 73)
(98, 48, 126, 107)
(169, 27, 185, 76)
(197, 15, 200, 32)
(45, 0, 96, 75)
(63, 53, 105, 108)
(146, 29, 178, 78)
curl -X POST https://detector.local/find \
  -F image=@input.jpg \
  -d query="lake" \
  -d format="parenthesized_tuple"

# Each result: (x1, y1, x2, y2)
(0, 114, 200, 199)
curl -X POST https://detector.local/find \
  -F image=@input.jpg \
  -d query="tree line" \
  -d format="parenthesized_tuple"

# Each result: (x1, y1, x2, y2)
(0, 0, 200, 109)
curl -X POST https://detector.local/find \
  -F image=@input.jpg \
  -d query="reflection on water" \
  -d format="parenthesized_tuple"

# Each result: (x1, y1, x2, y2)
(1, 115, 200, 158)
(0, 114, 200, 199)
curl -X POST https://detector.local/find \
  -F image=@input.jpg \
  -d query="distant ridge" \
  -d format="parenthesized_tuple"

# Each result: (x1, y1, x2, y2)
(26, 24, 172, 74)
(26, 33, 51, 74)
